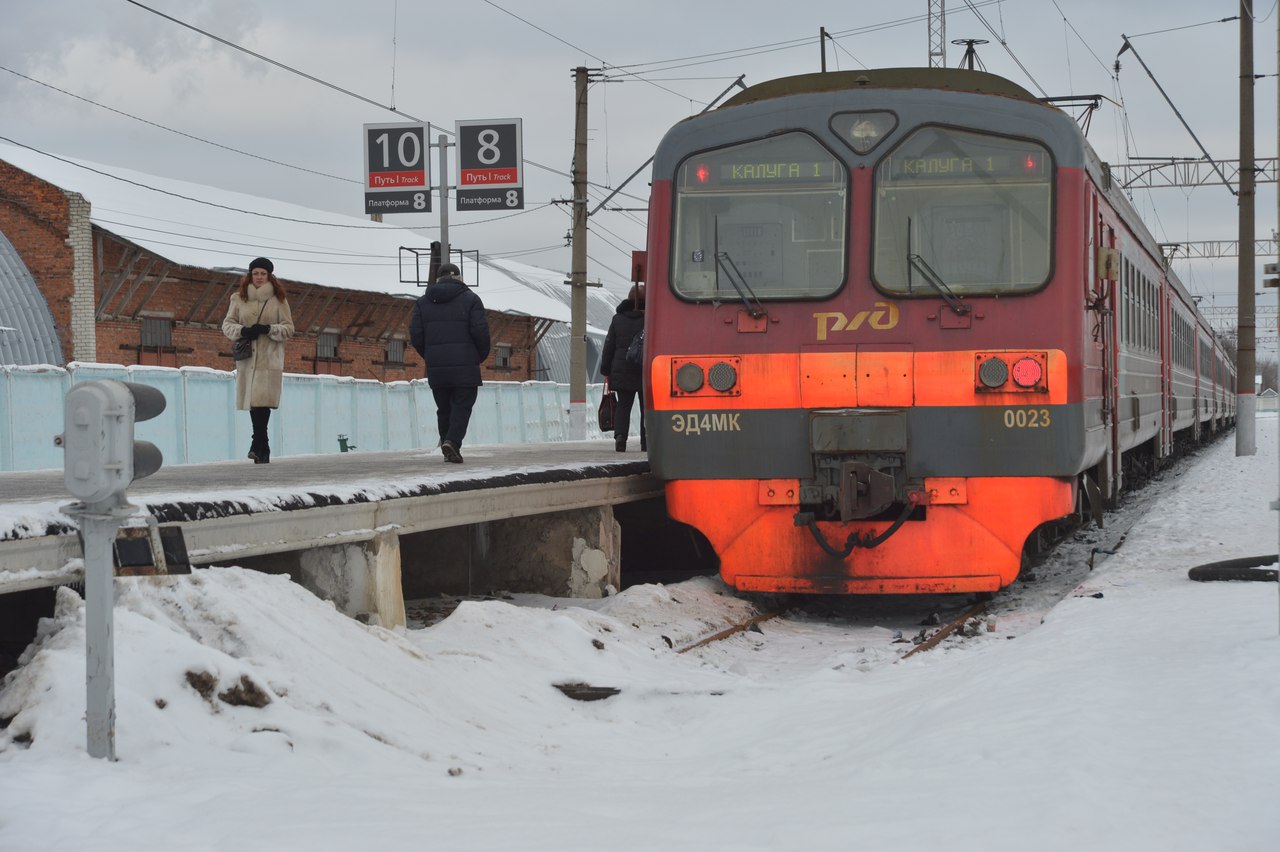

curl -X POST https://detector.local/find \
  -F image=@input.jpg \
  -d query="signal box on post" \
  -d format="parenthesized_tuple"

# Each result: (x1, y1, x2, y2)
(56, 380, 166, 510)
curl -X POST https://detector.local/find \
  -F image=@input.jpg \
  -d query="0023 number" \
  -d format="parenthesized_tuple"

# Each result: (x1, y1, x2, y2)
(1003, 408, 1051, 428)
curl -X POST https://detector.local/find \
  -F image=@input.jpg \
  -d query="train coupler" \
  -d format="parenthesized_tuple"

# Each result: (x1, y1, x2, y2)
(793, 500, 916, 558)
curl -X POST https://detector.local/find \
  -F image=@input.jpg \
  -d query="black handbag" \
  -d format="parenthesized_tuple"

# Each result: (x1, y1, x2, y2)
(625, 328, 645, 366)
(597, 382, 617, 432)
(233, 302, 266, 361)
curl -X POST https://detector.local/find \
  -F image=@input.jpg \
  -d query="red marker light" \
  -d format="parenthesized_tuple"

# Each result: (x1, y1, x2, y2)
(1011, 356, 1044, 388)
(1024, 154, 1037, 171)
(695, 164, 710, 183)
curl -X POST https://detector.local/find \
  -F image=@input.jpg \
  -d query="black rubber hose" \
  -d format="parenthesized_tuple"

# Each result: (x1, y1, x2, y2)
(1187, 554, 1279, 582)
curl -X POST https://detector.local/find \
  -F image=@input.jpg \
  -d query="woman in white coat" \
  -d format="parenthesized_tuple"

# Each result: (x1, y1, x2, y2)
(222, 257, 294, 463)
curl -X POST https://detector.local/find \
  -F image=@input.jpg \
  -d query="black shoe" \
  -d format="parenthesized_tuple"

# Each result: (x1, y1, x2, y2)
(253, 448, 270, 464)
(615, 439, 627, 452)
(441, 440, 463, 463)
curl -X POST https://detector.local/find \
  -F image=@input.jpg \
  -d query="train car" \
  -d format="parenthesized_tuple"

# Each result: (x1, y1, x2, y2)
(636, 68, 1235, 596)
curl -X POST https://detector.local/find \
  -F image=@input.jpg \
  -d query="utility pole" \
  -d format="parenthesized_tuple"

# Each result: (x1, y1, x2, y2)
(568, 66, 590, 439)
(1239, 2, 1257, 456)
(820, 27, 828, 72)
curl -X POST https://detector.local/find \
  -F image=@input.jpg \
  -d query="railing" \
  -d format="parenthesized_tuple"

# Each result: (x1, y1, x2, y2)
(0, 363, 609, 472)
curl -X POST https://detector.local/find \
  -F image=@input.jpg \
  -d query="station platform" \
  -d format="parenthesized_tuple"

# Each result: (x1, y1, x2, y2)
(0, 439, 665, 627)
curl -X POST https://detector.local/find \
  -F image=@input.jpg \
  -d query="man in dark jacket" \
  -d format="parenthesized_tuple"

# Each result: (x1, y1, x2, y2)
(599, 284, 645, 452)
(408, 263, 491, 463)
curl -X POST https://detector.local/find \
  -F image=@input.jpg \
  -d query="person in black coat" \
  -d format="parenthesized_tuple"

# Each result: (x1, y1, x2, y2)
(600, 283, 646, 452)
(408, 263, 491, 463)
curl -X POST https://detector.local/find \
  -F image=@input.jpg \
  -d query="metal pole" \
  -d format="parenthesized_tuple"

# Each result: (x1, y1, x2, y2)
(820, 27, 828, 73)
(438, 130, 451, 268)
(568, 67, 589, 439)
(1237, 4, 1258, 456)
(83, 512, 121, 760)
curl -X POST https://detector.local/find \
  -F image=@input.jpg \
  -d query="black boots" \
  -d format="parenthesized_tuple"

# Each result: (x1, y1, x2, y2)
(248, 437, 270, 464)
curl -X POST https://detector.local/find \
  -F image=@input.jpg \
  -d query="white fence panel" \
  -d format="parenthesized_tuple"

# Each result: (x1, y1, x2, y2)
(0, 363, 604, 471)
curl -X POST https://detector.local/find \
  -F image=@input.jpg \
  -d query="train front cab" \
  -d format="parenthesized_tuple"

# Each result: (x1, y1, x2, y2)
(642, 82, 1101, 596)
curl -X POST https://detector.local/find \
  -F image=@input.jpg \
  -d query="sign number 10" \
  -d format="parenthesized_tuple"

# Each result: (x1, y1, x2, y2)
(373, 131, 422, 169)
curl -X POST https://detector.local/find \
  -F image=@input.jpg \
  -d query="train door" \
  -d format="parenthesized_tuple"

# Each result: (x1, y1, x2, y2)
(1090, 195, 1121, 511)
(1098, 217, 1121, 504)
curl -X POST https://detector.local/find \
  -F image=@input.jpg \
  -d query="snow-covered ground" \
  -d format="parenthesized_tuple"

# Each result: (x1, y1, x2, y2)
(1, 418, 1277, 852)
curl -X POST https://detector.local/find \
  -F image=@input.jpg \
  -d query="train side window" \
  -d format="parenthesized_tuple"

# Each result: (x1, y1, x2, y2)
(671, 132, 847, 301)
(872, 127, 1052, 296)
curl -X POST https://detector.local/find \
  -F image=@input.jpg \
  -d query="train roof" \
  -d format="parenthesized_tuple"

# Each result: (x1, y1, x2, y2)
(721, 68, 1041, 109)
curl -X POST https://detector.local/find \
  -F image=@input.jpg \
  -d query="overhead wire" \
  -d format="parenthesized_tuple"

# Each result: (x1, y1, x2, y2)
(0, 63, 359, 185)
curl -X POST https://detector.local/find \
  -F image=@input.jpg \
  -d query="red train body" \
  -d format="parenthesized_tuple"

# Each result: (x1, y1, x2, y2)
(638, 68, 1235, 595)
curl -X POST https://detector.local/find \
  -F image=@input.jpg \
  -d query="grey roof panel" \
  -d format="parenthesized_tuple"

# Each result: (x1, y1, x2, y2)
(0, 229, 63, 366)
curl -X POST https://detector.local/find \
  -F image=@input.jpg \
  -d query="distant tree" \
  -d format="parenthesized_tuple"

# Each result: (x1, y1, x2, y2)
(1219, 330, 1238, 364)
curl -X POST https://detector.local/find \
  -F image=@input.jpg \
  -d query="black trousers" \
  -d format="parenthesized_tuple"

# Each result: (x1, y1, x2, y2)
(432, 386, 479, 447)
(613, 387, 645, 445)
(249, 406, 271, 449)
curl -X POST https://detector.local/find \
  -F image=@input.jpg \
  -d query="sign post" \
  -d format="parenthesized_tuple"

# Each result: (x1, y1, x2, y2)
(364, 122, 429, 215)
(455, 119, 524, 212)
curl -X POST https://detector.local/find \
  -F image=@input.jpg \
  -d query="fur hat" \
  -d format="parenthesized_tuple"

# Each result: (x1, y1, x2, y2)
(249, 257, 274, 274)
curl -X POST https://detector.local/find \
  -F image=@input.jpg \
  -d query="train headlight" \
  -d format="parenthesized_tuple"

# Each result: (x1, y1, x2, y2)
(1010, 357, 1044, 389)
(708, 361, 738, 392)
(977, 356, 1009, 389)
(675, 362, 705, 393)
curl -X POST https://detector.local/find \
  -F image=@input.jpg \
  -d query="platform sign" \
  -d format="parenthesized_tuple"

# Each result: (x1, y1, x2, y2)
(364, 122, 429, 214)
(455, 118, 523, 211)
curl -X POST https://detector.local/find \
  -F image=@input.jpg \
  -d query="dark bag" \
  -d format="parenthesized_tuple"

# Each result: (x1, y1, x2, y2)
(625, 329, 645, 366)
(233, 303, 266, 361)
(597, 383, 617, 432)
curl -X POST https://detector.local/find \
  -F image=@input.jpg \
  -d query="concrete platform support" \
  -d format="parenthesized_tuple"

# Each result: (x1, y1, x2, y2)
(400, 506, 621, 598)
(297, 529, 406, 629)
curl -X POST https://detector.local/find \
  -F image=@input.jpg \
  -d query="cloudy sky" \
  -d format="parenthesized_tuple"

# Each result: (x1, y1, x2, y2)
(1, 1, 1276, 313)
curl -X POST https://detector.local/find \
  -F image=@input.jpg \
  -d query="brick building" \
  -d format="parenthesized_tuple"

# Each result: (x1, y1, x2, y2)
(0, 148, 589, 379)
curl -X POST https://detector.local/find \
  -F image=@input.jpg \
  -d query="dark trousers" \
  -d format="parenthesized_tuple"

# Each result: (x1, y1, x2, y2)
(249, 406, 271, 451)
(433, 385, 479, 447)
(614, 387, 645, 446)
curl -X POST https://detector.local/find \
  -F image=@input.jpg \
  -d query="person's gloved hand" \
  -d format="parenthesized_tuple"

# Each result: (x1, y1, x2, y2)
(240, 325, 261, 340)
(249, 324, 271, 337)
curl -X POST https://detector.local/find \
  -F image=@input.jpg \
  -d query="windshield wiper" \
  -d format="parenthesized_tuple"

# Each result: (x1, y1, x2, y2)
(907, 253, 970, 315)
(905, 217, 969, 316)
(714, 251, 766, 318)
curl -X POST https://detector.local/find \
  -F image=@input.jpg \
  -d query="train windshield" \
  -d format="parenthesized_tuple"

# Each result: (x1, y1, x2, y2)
(873, 127, 1052, 296)
(672, 132, 846, 301)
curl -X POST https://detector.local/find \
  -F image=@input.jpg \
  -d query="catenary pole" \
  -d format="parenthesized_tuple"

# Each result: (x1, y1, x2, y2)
(568, 67, 590, 439)
(1239, 3, 1258, 456)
